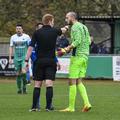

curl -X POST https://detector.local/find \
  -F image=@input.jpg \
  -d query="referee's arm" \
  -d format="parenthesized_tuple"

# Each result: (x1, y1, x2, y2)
(61, 25, 69, 34)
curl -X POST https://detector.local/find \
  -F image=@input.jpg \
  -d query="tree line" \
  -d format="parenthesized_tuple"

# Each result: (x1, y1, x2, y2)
(0, 0, 120, 37)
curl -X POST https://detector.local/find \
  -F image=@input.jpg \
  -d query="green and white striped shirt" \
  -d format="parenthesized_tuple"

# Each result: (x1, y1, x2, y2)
(10, 33, 31, 61)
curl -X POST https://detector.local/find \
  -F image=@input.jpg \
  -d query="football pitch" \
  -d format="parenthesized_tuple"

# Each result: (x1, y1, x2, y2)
(0, 78, 120, 120)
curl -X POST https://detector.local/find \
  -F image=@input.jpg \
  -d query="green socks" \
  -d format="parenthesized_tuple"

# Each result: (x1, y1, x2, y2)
(77, 83, 90, 106)
(16, 75, 22, 91)
(68, 83, 91, 111)
(16, 74, 27, 92)
(68, 85, 77, 110)
(21, 73, 27, 90)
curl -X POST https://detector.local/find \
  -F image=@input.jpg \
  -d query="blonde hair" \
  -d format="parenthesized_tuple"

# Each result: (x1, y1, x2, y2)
(42, 14, 54, 25)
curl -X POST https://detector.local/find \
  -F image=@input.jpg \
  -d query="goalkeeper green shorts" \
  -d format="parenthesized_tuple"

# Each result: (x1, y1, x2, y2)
(14, 59, 25, 72)
(69, 56, 88, 79)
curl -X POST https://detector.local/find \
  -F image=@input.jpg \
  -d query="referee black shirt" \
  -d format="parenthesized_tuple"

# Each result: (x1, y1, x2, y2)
(30, 25, 62, 59)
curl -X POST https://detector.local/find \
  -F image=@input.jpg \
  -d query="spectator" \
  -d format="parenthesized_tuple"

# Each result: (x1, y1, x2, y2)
(56, 34, 69, 49)
(90, 35, 98, 54)
(98, 44, 108, 54)
(35, 22, 43, 30)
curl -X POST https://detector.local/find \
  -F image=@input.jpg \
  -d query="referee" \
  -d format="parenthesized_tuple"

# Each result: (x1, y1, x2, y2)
(25, 14, 68, 112)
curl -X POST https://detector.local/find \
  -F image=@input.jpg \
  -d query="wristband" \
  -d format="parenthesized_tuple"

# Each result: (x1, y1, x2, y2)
(25, 59, 28, 62)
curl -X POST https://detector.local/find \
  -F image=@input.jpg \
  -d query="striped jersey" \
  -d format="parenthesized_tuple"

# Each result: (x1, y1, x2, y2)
(10, 33, 31, 61)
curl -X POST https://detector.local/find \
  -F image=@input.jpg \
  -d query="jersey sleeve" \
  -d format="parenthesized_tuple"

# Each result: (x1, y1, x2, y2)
(27, 35, 31, 45)
(86, 28, 91, 45)
(71, 27, 82, 47)
(10, 36, 14, 47)
(83, 25, 91, 45)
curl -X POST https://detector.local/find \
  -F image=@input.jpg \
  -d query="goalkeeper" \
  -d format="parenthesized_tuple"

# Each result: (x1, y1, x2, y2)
(60, 12, 92, 112)
(9, 24, 31, 94)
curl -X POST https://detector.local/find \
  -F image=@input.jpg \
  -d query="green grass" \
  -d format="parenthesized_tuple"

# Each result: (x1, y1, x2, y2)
(0, 79, 120, 120)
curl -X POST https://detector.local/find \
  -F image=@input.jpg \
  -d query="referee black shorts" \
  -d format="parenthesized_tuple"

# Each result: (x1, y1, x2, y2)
(33, 58, 57, 81)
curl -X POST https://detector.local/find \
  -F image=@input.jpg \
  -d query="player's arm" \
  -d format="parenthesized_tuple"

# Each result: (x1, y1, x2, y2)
(9, 46, 13, 64)
(65, 27, 82, 52)
(85, 26, 91, 45)
(25, 35, 33, 61)
(71, 27, 82, 48)
(61, 25, 69, 34)
(27, 35, 31, 46)
(9, 36, 14, 64)
(25, 46, 33, 62)
(56, 61, 61, 70)
(55, 56, 61, 70)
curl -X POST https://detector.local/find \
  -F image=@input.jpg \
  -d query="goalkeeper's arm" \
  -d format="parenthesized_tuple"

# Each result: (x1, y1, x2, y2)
(61, 25, 69, 34)
(64, 44, 74, 53)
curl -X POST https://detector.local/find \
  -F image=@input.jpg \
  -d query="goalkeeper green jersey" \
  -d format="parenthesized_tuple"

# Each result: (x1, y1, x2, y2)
(71, 22, 91, 58)
(10, 33, 31, 61)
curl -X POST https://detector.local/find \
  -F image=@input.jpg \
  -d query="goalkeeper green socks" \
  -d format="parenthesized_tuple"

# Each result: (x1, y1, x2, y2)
(68, 85, 77, 111)
(77, 83, 90, 106)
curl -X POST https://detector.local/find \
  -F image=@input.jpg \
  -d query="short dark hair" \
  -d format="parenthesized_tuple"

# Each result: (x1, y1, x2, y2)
(36, 22, 43, 27)
(16, 24, 23, 28)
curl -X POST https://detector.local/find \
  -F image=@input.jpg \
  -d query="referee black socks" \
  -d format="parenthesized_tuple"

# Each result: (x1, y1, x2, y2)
(32, 87, 40, 109)
(46, 87, 53, 109)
